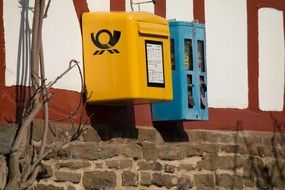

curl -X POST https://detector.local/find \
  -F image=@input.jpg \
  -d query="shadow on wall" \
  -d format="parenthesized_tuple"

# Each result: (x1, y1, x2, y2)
(233, 114, 285, 189)
(153, 121, 189, 142)
(84, 105, 189, 142)
(15, 0, 32, 123)
(85, 104, 138, 141)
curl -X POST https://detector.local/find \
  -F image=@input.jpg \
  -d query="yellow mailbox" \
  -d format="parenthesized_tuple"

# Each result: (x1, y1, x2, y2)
(82, 12, 172, 104)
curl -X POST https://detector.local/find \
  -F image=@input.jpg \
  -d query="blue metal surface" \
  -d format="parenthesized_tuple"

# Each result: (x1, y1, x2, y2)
(152, 21, 208, 121)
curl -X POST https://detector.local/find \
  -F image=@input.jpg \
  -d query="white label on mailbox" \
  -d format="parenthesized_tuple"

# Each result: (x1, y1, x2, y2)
(146, 41, 165, 87)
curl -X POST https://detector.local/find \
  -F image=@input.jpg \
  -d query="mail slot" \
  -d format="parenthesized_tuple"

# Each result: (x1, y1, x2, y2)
(82, 12, 172, 104)
(152, 21, 208, 121)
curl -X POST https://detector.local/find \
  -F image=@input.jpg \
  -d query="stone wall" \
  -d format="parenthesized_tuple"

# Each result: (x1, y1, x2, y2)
(1, 122, 285, 190)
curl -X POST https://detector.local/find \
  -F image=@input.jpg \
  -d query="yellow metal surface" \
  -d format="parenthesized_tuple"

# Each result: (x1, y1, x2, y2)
(82, 12, 172, 104)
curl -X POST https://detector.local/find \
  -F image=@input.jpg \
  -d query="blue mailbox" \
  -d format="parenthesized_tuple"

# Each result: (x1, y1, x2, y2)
(152, 21, 208, 121)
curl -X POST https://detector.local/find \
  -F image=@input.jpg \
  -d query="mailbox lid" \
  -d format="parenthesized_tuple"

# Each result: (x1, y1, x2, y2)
(82, 11, 168, 25)
(169, 21, 204, 29)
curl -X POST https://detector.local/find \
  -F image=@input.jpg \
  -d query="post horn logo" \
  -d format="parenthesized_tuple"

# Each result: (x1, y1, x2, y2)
(91, 29, 121, 55)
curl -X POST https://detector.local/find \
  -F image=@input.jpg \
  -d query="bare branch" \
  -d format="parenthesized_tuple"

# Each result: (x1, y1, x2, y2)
(6, 0, 84, 189)
(20, 137, 71, 190)
(47, 59, 79, 89)
(11, 103, 42, 153)
(43, 0, 51, 18)
(22, 0, 47, 183)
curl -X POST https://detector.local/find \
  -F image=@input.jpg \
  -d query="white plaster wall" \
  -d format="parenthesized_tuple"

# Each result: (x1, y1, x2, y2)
(258, 8, 285, 111)
(87, 0, 110, 12)
(166, 0, 193, 21)
(41, 0, 83, 91)
(4, 0, 34, 86)
(4, 0, 83, 92)
(125, 0, 154, 13)
(205, 0, 248, 108)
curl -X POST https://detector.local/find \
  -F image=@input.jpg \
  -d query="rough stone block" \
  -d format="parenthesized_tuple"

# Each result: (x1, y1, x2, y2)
(153, 162, 163, 171)
(236, 145, 270, 157)
(256, 177, 270, 189)
(243, 156, 264, 178)
(198, 144, 219, 154)
(186, 145, 203, 157)
(267, 134, 285, 147)
(214, 133, 235, 144)
(138, 161, 153, 170)
(32, 120, 57, 143)
(67, 186, 76, 190)
(216, 173, 243, 189)
(243, 176, 254, 187)
(95, 162, 103, 169)
(82, 125, 101, 142)
(142, 142, 157, 160)
(194, 173, 215, 188)
(269, 160, 285, 188)
(157, 144, 186, 160)
(55, 161, 91, 170)
(220, 144, 247, 154)
(83, 171, 116, 189)
(178, 163, 195, 171)
(0, 155, 7, 190)
(38, 163, 53, 179)
(217, 155, 243, 170)
(33, 184, 64, 190)
(32, 121, 74, 144)
(137, 161, 162, 171)
(121, 143, 142, 159)
(258, 146, 277, 157)
(105, 159, 133, 169)
(187, 130, 217, 143)
(140, 171, 152, 186)
(42, 147, 71, 160)
(121, 170, 138, 186)
(152, 172, 178, 189)
(177, 176, 193, 190)
(164, 164, 175, 173)
(0, 124, 17, 154)
(66, 143, 120, 160)
(138, 128, 156, 142)
(197, 154, 218, 171)
(236, 134, 262, 145)
(55, 170, 81, 184)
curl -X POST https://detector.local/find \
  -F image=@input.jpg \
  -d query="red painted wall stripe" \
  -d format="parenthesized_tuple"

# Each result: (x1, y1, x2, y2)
(247, 0, 285, 111)
(193, 0, 205, 23)
(136, 0, 167, 127)
(258, 0, 285, 9)
(73, 0, 89, 24)
(247, 0, 259, 110)
(154, 0, 166, 17)
(110, 0, 125, 11)
(283, 9, 285, 111)
(0, 0, 5, 87)
(167, 108, 285, 133)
